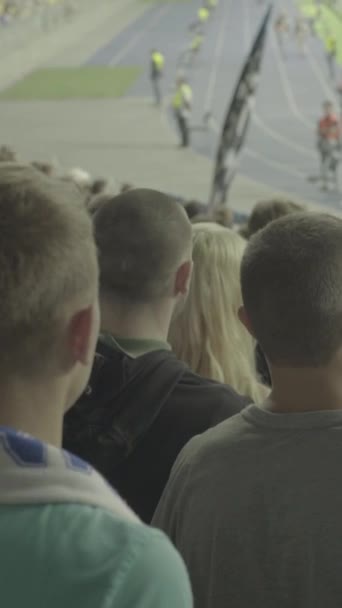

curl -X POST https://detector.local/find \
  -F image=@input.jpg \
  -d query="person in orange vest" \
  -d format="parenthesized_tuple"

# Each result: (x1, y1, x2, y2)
(317, 100, 341, 190)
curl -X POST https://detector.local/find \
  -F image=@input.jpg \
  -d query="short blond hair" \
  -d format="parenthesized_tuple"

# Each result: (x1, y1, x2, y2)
(169, 223, 266, 402)
(0, 164, 98, 377)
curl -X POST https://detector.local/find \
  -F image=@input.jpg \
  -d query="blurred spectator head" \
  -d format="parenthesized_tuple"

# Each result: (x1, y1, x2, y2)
(31, 161, 55, 177)
(191, 207, 234, 228)
(240, 212, 342, 368)
(87, 192, 112, 217)
(184, 200, 207, 220)
(94, 188, 192, 309)
(169, 222, 266, 402)
(0, 145, 17, 163)
(65, 167, 92, 189)
(120, 182, 134, 194)
(0, 163, 99, 404)
(243, 198, 304, 238)
(213, 207, 234, 228)
(90, 178, 108, 197)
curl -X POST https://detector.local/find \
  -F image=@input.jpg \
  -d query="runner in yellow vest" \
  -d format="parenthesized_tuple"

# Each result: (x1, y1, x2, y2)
(198, 7, 209, 25)
(180, 31, 204, 67)
(326, 33, 337, 81)
(207, 0, 218, 10)
(150, 49, 165, 105)
(172, 78, 193, 147)
(191, 33, 204, 53)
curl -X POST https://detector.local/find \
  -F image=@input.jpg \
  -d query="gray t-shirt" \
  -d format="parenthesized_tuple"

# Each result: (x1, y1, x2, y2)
(153, 404, 342, 608)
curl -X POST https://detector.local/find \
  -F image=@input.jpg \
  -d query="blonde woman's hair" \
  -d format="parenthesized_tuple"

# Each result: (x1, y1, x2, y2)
(169, 222, 267, 403)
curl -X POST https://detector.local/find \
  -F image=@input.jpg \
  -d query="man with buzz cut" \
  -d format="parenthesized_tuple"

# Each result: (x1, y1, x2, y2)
(153, 212, 342, 608)
(0, 166, 192, 608)
(64, 188, 248, 523)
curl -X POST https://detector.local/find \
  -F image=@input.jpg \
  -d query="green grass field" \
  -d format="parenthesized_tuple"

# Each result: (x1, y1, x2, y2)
(0, 67, 142, 101)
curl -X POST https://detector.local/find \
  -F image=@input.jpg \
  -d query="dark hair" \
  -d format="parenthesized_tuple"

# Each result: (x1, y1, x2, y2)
(94, 188, 192, 302)
(241, 213, 342, 367)
(0, 146, 17, 163)
(245, 198, 304, 238)
(91, 178, 107, 196)
(184, 200, 207, 219)
(88, 193, 112, 216)
(31, 161, 55, 176)
(120, 182, 134, 194)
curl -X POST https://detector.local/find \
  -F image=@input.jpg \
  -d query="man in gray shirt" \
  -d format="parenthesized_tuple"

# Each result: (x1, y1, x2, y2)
(153, 212, 342, 608)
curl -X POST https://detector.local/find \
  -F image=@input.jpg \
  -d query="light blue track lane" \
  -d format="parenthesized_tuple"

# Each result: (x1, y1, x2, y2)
(86, 0, 342, 209)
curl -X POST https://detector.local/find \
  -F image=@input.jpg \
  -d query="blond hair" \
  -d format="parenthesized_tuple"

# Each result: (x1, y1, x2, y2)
(169, 223, 267, 402)
(0, 163, 98, 377)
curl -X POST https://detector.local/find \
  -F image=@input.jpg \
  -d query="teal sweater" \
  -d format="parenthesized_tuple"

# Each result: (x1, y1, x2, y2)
(0, 426, 192, 608)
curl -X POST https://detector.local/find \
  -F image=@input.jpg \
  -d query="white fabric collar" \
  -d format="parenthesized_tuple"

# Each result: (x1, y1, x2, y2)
(0, 427, 138, 524)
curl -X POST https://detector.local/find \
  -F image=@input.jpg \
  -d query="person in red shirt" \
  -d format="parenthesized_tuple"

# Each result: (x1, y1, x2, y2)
(317, 101, 341, 190)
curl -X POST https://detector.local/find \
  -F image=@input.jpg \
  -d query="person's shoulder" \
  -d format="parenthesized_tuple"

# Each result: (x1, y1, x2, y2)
(171, 404, 255, 471)
(79, 509, 193, 607)
(112, 524, 193, 607)
(22, 503, 192, 607)
(178, 366, 250, 417)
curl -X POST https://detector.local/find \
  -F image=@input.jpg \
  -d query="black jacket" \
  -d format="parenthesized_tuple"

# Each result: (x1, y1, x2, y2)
(63, 337, 250, 522)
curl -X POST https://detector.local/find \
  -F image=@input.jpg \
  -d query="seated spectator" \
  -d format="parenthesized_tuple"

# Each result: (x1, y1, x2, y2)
(90, 177, 108, 196)
(63, 189, 249, 523)
(153, 212, 342, 608)
(31, 160, 55, 176)
(65, 166, 92, 189)
(240, 197, 304, 238)
(120, 182, 135, 193)
(0, 145, 17, 162)
(169, 223, 267, 403)
(87, 192, 112, 216)
(239, 198, 305, 385)
(0, 166, 192, 608)
(191, 207, 234, 227)
(184, 199, 207, 219)
(213, 206, 233, 228)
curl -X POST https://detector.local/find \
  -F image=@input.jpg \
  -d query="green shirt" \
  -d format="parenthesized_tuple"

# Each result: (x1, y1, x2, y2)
(103, 333, 171, 358)
(0, 504, 192, 607)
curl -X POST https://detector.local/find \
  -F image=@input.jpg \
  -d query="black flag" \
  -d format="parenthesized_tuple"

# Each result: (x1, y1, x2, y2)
(209, 6, 272, 211)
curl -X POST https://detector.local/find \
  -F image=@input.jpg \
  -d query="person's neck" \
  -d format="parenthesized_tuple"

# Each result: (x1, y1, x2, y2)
(265, 359, 342, 413)
(0, 378, 66, 447)
(100, 296, 174, 343)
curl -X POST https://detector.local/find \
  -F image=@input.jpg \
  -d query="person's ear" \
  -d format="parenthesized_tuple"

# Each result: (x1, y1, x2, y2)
(68, 305, 98, 366)
(175, 260, 193, 296)
(238, 306, 256, 339)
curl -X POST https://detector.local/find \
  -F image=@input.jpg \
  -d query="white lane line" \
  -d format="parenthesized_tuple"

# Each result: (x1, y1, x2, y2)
(270, 28, 312, 130)
(245, 147, 308, 178)
(305, 48, 338, 102)
(209, 113, 309, 178)
(289, 0, 337, 102)
(110, 4, 171, 66)
(253, 114, 316, 158)
(204, 0, 232, 113)
(242, 0, 315, 159)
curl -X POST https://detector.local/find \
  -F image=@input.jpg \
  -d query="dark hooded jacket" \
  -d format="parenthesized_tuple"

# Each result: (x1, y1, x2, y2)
(63, 336, 249, 522)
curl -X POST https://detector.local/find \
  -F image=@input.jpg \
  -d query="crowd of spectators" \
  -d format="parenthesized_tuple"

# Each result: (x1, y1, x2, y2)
(2, 146, 342, 608)
(0, 0, 71, 23)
